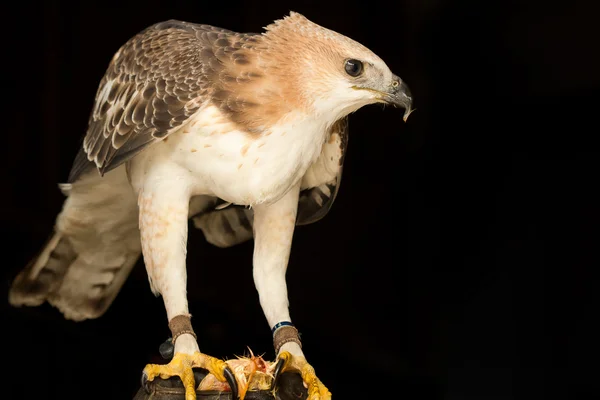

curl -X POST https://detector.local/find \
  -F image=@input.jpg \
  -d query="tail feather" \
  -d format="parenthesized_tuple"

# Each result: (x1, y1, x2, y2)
(46, 251, 140, 321)
(9, 165, 141, 321)
(9, 232, 75, 307)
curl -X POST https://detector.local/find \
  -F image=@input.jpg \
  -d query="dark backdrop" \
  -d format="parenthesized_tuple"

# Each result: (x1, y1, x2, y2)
(2, 1, 599, 399)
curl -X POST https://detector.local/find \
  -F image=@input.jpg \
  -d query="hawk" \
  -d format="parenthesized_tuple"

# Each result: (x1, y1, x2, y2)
(9, 12, 412, 400)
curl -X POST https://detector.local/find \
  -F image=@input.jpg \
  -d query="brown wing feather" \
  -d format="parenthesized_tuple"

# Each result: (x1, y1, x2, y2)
(68, 20, 251, 182)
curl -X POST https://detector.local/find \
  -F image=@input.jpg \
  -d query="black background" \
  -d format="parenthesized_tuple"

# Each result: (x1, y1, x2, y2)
(2, 1, 599, 399)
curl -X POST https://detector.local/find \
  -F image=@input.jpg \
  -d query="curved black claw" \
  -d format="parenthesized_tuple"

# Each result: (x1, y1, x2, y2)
(159, 337, 174, 360)
(141, 371, 152, 394)
(271, 357, 286, 391)
(223, 366, 239, 400)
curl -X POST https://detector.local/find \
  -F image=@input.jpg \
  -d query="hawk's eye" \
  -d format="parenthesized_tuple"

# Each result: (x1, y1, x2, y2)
(344, 59, 363, 77)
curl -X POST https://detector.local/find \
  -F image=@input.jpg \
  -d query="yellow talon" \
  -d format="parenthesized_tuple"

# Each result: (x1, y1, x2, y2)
(278, 350, 292, 369)
(274, 351, 331, 400)
(143, 352, 237, 400)
(203, 355, 228, 382)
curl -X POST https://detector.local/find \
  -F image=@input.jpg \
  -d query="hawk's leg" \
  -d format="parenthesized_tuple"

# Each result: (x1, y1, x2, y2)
(136, 185, 238, 400)
(252, 183, 331, 400)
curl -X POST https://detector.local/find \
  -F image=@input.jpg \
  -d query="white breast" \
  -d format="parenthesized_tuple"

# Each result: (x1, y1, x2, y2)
(129, 105, 330, 206)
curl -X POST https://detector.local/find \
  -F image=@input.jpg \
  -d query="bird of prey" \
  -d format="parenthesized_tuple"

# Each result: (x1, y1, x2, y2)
(9, 12, 412, 400)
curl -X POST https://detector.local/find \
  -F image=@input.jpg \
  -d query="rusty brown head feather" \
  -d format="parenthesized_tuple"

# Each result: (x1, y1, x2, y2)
(212, 11, 413, 132)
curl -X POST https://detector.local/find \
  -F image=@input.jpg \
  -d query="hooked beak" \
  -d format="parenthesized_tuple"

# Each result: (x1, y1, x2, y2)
(385, 75, 414, 122)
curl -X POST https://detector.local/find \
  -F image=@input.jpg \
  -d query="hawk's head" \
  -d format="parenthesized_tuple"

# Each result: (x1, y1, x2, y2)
(262, 12, 413, 123)
(215, 12, 413, 132)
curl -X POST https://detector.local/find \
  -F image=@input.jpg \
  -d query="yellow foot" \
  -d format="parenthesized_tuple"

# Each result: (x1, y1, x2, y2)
(142, 352, 239, 400)
(274, 351, 331, 400)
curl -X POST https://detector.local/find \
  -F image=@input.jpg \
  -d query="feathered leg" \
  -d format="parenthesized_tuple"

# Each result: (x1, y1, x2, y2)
(136, 182, 238, 400)
(252, 183, 331, 400)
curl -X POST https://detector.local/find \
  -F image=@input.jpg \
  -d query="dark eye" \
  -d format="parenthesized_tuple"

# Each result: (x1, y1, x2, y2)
(344, 59, 363, 77)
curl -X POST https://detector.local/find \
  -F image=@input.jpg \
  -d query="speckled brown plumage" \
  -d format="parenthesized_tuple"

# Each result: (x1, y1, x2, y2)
(69, 20, 266, 182)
